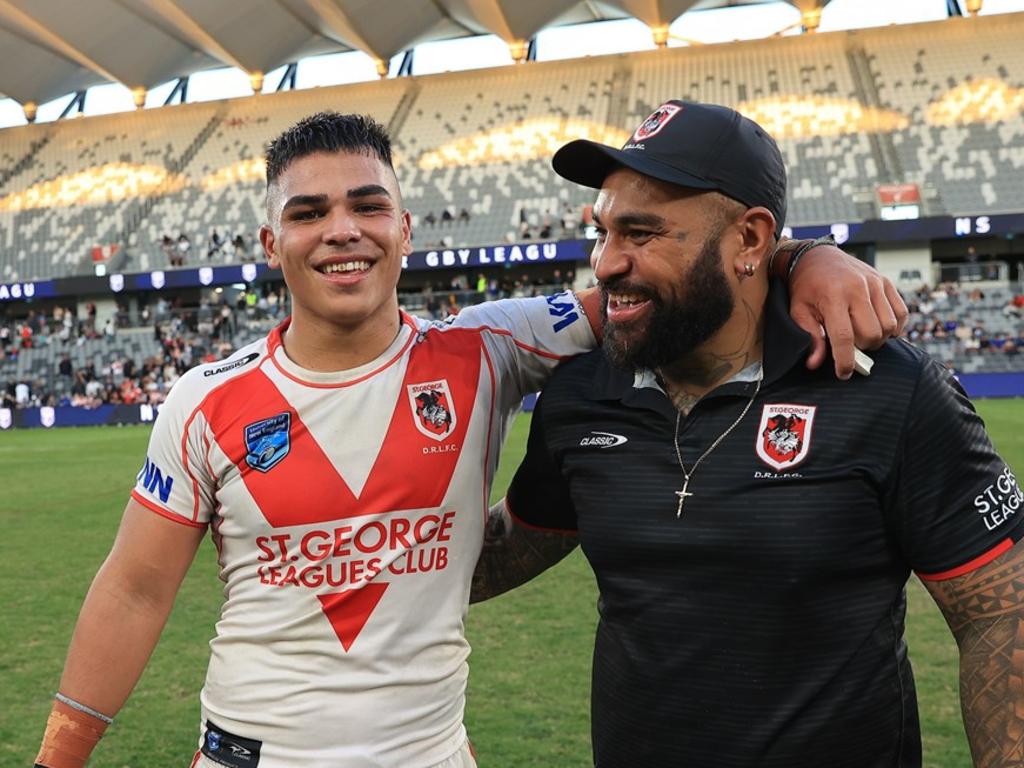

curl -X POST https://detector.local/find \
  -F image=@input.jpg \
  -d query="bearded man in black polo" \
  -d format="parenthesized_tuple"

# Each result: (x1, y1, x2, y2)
(472, 101, 1024, 767)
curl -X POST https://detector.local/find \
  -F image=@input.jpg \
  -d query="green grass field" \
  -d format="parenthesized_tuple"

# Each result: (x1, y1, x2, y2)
(3, 400, 1023, 767)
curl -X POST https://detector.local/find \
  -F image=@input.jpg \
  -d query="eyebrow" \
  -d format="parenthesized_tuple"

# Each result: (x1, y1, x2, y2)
(348, 184, 392, 199)
(282, 194, 327, 213)
(591, 211, 667, 229)
(281, 185, 393, 213)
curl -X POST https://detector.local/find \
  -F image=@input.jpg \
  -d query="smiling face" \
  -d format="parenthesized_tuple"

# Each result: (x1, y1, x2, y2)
(259, 150, 412, 338)
(591, 168, 740, 371)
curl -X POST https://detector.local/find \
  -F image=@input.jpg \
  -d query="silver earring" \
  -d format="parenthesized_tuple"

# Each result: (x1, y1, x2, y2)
(744, 263, 755, 276)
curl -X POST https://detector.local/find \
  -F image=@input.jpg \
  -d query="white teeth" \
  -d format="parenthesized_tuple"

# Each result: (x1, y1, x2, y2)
(610, 293, 645, 306)
(320, 261, 370, 274)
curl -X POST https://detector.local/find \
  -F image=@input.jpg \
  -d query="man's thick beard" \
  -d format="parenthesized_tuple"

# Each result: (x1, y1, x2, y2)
(601, 233, 735, 371)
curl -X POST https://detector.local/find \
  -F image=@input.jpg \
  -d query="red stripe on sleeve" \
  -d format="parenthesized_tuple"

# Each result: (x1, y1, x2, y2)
(917, 537, 1014, 581)
(131, 490, 209, 529)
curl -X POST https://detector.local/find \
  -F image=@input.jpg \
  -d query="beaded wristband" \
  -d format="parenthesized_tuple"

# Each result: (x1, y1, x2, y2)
(786, 234, 837, 282)
(54, 692, 114, 725)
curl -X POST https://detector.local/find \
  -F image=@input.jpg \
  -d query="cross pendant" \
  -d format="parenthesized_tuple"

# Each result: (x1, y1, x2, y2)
(675, 480, 693, 519)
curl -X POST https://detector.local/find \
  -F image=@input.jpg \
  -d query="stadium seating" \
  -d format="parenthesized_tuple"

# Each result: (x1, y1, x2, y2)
(864, 14, 1024, 216)
(1, 13, 1023, 280)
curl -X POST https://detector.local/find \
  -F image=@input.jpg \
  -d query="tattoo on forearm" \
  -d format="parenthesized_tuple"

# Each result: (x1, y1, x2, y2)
(924, 543, 1024, 766)
(470, 511, 578, 603)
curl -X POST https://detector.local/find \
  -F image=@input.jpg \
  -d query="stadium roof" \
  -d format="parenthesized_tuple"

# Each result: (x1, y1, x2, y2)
(0, 0, 830, 113)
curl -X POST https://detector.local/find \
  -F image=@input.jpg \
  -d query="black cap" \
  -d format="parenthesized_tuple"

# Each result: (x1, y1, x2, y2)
(552, 100, 788, 236)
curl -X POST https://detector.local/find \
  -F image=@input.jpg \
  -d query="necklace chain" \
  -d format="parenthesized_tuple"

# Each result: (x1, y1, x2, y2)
(672, 378, 761, 519)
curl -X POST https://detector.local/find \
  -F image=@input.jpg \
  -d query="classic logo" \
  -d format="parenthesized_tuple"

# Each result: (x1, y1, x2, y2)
(630, 103, 682, 143)
(578, 431, 628, 448)
(756, 403, 816, 471)
(407, 379, 456, 441)
(204, 352, 260, 377)
(244, 412, 291, 472)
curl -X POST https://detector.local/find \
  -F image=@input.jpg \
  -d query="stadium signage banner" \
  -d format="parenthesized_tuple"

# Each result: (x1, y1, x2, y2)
(785, 212, 1024, 244)
(0, 280, 57, 302)
(0, 403, 159, 430)
(403, 240, 587, 271)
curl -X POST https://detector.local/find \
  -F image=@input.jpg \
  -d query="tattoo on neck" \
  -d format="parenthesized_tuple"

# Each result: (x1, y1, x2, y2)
(658, 300, 764, 402)
(667, 387, 701, 416)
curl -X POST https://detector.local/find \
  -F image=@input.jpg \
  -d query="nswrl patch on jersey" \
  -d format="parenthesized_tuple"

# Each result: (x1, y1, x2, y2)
(756, 403, 816, 471)
(244, 412, 291, 473)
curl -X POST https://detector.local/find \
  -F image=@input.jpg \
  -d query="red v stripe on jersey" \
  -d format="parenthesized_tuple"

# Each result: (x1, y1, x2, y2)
(202, 331, 484, 528)
(318, 584, 389, 651)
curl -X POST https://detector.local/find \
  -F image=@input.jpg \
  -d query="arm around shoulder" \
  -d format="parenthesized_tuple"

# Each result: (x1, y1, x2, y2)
(470, 499, 579, 603)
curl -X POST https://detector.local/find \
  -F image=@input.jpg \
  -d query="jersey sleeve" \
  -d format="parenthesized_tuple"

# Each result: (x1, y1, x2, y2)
(888, 358, 1024, 580)
(130, 373, 214, 528)
(506, 393, 579, 533)
(453, 292, 596, 413)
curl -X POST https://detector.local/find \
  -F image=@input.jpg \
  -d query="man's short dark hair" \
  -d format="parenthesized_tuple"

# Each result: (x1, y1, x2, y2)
(264, 112, 394, 186)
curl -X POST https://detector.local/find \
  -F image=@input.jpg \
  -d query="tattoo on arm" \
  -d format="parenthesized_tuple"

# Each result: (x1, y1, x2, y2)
(922, 540, 1024, 766)
(470, 501, 579, 603)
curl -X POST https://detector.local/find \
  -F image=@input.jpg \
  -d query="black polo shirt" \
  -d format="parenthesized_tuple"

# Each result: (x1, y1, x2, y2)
(507, 282, 1024, 768)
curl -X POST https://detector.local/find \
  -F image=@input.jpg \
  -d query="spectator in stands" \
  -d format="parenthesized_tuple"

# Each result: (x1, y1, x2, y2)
(441, 207, 454, 227)
(459, 207, 471, 224)
(207, 229, 224, 259)
(1004, 294, 1024, 318)
(424, 288, 441, 319)
(19, 323, 32, 349)
(176, 233, 191, 264)
(232, 234, 247, 261)
(103, 318, 116, 339)
(244, 288, 258, 318)
(423, 210, 437, 228)
(58, 355, 72, 378)
(161, 235, 178, 267)
(14, 380, 29, 406)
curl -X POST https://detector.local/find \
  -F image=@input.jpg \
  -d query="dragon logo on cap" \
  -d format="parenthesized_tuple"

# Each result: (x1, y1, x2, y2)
(631, 103, 682, 142)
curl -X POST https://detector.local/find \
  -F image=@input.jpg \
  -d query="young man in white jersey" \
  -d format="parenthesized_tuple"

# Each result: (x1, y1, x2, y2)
(34, 112, 905, 768)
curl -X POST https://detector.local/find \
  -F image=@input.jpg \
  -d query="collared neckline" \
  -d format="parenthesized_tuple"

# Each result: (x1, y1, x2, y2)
(588, 278, 811, 404)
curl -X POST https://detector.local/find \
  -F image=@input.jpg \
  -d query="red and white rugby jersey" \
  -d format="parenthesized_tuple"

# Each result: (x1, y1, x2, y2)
(131, 293, 594, 768)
